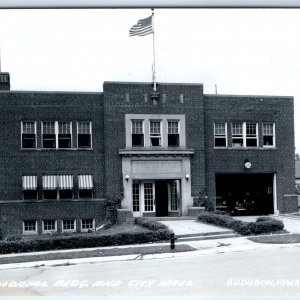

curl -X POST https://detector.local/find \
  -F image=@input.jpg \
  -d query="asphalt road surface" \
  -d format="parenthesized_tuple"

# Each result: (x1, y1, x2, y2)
(0, 246, 300, 297)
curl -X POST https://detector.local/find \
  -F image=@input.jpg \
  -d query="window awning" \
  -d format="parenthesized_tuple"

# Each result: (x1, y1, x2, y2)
(58, 175, 73, 190)
(22, 176, 37, 190)
(78, 175, 93, 190)
(43, 175, 57, 190)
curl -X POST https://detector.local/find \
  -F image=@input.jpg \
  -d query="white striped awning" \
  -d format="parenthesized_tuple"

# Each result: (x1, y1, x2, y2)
(58, 175, 73, 190)
(42, 175, 57, 190)
(22, 176, 37, 190)
(78, 175, 93, 190)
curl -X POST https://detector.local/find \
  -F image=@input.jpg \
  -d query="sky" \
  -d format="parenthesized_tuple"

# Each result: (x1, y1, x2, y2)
(0, 8, 299, 151)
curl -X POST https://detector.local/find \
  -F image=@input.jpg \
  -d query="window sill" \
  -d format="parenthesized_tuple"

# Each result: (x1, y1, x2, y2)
(119, 148, 194, 156)
(20, 148, 94, 151)
(22, 232, 38, 235)
(214, 147, 277, 150)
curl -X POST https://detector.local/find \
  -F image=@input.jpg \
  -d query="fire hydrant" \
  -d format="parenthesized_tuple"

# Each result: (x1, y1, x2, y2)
(170, 233, 177, 250)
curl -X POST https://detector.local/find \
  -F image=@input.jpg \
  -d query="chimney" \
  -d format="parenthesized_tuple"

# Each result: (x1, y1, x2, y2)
(0, 72, 10, 90)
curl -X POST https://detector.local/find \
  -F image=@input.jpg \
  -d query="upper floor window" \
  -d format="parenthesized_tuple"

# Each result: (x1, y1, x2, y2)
(168, 121, 180, 147)
(131, 120, 144, 147)
(231, 122, 258, 148)
(77, 122, 92, 148)
(262, 123, 275, 147)
(42, 121, 56, 149)
(231, 122, 243, 147)
(214, 123, 227, 147)
(58, 122, 72, 148)
(126, 114, 186, 148)
(150, 120, 162, 147)
(21, 121, 36, 149)
(246, 123, 258, 147)
(42, 121, 72, 149)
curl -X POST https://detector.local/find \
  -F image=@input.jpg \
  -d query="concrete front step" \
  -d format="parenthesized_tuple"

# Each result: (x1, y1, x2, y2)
(177, 230, 234, 238)
(176, 232, 237, 242)
(153, 217, 196, 221)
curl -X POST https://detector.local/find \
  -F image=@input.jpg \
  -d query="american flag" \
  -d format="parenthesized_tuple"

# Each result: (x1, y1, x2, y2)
(129, 15, 153, 37)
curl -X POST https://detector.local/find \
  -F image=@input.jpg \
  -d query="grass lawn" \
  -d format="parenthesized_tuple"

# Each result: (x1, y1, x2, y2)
(248, 233, 300, 244)
(0, 244, 195, 265)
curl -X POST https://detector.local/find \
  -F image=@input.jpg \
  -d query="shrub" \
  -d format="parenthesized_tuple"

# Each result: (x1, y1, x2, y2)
(135, 218, 172, 232)
(197, 212, 284, 236)
(0, 229, 171, 255)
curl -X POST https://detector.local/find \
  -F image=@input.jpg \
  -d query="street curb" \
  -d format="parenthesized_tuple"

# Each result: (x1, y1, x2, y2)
(1, 241, 300, 270)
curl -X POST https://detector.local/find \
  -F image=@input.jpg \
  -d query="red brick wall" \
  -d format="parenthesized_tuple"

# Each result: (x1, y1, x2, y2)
(103, 82, 207, 200)
(204, 95, 296, 213)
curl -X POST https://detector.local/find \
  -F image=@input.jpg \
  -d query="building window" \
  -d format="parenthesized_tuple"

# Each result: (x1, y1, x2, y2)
(77, 122, 92, 148)
(150, 120, 162, 147)
(231, 122, 258, 148)
(43, 220, 57, 233)
(42, 175, 73, 199)
(22, 175, 38, 200)
(23, 220, 37, 234)
(81, 219, 95, 232)
(21, 121, 36, 149)
(62, 219, 76, 232)
(246, 123, 258, 147)
(42, 122, 56, 148)
(232, 122, 244, 147)
(131, 120, 144, 147)
(168, 121, 180, 147)
(169, 181, 179, 211)
(42, 175, 57, 199)
(132, 183, 140, 212)
(144, 182, 155, 212)
(262, 123, 275, 147)
(214, 123, 227, 147)
(58, 175, 73, 199)
(126, 115, 186, 148)
(78, 175, 94, 198)
(58, 122, 72, 148)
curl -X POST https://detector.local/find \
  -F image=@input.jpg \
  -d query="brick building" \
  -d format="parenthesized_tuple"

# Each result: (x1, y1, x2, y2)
(0, 72, 297, 237)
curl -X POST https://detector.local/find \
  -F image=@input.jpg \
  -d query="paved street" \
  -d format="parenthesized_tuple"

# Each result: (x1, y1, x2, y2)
(0, 246, 300, 297)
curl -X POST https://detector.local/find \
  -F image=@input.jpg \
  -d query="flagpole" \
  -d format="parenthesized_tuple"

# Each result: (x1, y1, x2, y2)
(151, 8, 156, 92)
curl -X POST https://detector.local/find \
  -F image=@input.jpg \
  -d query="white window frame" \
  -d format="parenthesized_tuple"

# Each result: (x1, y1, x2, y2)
(42, 220, 57, 234)
(149, 120, 162, 147)
(231, 122, 258, 148)
(167, 120, 180, 147)
(143, 181, 155, 212)
(132, 182, 140, 213)
(22, 220, 38, 235)
(42, 121, 72, 149)
(245, 122, 258, 147)
(21, 121, 37, 149)
(131, 120, 144, 147)
(58, 121, 72, 149)
(125, 114, 186, 148)
(168, 180, 180, 212)
(77, 121, 92, 149)
(62, 219, 76, 233)
(262, 123, 275, 147)
(81, 219, 95, 232)
(214, 122, 227, 148)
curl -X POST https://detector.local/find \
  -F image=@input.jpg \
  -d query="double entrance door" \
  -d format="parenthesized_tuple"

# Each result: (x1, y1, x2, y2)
(132, 180, 180, 217)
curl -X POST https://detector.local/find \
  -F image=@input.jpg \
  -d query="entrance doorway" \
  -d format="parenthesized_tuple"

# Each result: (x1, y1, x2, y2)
(215, 173, 274, 215)
(156, 181, 169, 217)
(132, 180, 181, 217)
